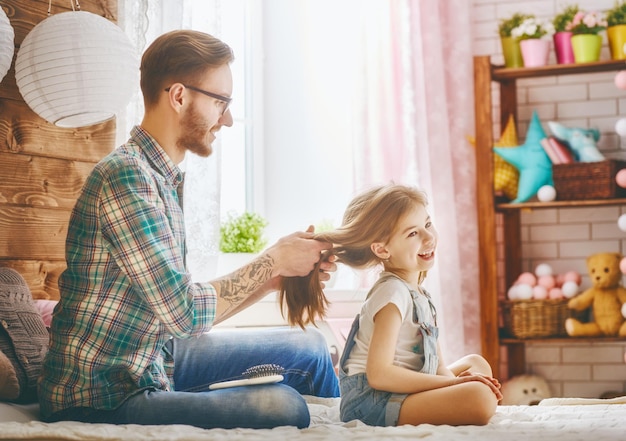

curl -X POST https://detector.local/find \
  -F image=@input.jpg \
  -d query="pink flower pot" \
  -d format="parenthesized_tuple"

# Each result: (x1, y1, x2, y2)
(553, 31, 575, 64)
(520, 39, 550, 67)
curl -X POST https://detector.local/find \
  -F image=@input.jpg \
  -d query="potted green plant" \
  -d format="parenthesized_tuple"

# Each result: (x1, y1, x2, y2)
(510, 17, 555, 67)
(552, 4, 579, 64)
(498, 13, 534, 68)
(606, 1, 626, 59)
(219, 211, 268, 253)
(566, 10, 607, 62)
(218, 211, 268, 274)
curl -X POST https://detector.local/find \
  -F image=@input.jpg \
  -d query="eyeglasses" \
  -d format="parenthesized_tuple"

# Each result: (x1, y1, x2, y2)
(164, 84, 232, 115)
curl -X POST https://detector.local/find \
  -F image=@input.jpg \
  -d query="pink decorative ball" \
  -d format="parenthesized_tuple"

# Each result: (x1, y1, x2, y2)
(555, 273, 566, 287)
(533, 285, 548, 300)
(615, 71, 626, 90)
(616, 169, 626, 188)
(537, 275, 556, 290)
(562, 270, 582, 285)
(621, 257, 626, 275)
(548, 287, 564, 299)
(517, 272, 537, 286)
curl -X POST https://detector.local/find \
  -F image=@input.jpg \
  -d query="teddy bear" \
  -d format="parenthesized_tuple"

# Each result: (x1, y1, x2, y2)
(565, 252, 626, 337)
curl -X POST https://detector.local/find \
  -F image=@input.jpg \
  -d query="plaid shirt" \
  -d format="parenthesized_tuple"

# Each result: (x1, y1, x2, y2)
(38, 126, 216, 417)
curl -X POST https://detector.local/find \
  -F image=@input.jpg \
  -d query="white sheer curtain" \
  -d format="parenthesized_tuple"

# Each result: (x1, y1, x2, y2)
(118, 0, 222, 282)
(353, 0, 480, 361)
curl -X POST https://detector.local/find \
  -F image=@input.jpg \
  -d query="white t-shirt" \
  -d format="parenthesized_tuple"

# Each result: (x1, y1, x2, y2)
(343, 272, 437, 376)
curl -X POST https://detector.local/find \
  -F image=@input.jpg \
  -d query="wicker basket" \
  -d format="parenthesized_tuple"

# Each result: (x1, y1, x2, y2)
(552, 160, 626, 200)
(502, 299, 587, 339)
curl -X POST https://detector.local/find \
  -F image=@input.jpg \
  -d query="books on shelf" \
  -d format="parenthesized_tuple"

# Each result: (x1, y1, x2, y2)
(540, 136, 575, 164)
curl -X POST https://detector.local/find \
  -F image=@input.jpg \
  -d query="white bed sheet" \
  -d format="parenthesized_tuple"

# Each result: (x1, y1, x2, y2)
(0, 396, 624, 441)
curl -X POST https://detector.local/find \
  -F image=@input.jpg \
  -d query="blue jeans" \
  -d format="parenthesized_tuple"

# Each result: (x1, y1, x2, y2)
(46, 327, 339, 429)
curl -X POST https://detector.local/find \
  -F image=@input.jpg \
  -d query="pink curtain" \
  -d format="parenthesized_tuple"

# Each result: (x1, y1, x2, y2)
(354, 0, 480, 362)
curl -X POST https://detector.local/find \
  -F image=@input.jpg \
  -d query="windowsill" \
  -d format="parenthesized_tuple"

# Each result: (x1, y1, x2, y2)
(215, 287, 366, 328)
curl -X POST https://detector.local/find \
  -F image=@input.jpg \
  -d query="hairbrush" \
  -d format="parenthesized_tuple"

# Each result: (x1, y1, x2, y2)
(208, 363, 285, 390)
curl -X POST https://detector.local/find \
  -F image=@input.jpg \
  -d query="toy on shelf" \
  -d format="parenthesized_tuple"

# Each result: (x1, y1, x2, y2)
(494, 111, 553, 203)
(548, 121, 604, 162)
(565, 252, 626, 337)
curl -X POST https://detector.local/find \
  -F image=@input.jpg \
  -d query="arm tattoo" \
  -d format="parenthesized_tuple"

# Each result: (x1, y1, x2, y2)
(215, 254, 275, 308)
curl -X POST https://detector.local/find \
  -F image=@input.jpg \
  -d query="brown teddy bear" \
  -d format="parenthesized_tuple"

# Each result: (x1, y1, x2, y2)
(565, 252, 626, 337)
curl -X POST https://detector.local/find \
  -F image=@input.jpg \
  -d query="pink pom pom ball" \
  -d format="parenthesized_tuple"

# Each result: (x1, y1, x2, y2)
(548, 287, 564, 299)
(620, 257, 626, 275)
(615, 70, 626, 90)
(537, 275, 556, 290)
(517, 272, 537, 286)
(616, 169, 626, 188)
(555, 273, 565, 287)
(533, 285, 548, 300)
(562, 270, 582, 285)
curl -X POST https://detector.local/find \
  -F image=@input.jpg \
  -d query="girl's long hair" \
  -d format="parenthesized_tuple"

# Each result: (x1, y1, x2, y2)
(279, 183, 429, 328)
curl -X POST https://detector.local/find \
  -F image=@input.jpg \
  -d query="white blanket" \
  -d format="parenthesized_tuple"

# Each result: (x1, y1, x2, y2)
(0, 396, 624, 441)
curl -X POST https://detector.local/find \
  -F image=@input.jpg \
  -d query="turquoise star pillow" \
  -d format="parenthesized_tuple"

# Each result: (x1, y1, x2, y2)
(494, 111, 553, 203)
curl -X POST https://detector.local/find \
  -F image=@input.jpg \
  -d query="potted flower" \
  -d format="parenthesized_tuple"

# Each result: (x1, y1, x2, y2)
(606, 1, 626, 59)
(218, 211, 268, 274)
(511, 17, 555, 67)
(565, 10, 607, 63)
(552, 4, 579, 64)
(498, 13, 533, 68)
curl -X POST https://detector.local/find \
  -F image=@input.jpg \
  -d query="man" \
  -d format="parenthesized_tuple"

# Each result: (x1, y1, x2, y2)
(38, 30, 339, 430)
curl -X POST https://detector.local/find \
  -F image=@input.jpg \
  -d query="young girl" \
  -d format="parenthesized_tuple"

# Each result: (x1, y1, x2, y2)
(280, 183, 502, 427)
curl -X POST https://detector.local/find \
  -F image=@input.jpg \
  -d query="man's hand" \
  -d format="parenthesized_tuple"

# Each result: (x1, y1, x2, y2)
(266, 226, 333, 278)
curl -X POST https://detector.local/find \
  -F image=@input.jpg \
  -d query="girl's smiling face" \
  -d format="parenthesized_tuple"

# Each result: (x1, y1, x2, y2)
(376, 203, 437, 283)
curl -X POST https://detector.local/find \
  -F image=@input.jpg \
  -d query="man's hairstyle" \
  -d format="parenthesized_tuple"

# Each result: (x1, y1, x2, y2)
(140, 30, 235, 108)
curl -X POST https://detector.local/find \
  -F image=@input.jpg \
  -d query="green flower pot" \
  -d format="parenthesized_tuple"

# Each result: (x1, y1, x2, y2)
(571, 34, 602, 63)
(500, 36, 524, 68)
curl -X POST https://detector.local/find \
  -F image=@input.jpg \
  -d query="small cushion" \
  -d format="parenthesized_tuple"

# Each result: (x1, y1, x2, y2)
(34, 300, 58, 328)
(0, 267, 49, 403)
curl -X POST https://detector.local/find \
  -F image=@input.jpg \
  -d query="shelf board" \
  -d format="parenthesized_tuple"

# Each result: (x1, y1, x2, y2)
(500, 336, 626, 344)
(496, 197, 626, 211)
(492, 59, 626, 81)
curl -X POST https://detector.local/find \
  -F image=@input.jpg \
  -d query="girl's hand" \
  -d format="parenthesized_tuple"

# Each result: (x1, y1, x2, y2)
(456, 371, 503, 400)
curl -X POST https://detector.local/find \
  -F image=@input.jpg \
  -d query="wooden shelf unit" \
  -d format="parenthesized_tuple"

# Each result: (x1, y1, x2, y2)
(473, 55, 626, 379)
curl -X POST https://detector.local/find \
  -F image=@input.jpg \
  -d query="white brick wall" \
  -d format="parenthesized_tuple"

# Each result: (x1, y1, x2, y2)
(473, 0, 626, 397)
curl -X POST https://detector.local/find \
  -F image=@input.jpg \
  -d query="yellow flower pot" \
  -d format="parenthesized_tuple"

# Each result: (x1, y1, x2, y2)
(608, 25, 626, 60)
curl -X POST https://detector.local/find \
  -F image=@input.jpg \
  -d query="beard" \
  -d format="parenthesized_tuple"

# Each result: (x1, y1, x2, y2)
(177, 102, 213, 157)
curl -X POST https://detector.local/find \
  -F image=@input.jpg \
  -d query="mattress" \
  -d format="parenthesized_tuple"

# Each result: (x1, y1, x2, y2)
(0, 396, 624, 440)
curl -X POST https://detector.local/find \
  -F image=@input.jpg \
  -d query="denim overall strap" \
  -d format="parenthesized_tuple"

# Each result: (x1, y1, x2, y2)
(410, 286, 439, 375)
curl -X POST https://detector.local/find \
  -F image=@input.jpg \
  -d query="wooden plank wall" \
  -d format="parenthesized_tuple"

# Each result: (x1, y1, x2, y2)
(0, 0, 119, 299)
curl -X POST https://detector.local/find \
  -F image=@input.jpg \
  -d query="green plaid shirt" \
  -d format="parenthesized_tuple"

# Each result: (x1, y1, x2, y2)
(38, 126, 216, 417)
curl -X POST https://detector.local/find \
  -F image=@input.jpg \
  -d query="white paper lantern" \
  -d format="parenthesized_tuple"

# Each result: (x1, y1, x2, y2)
(15, 11, 138, 128)
(0, 6, 14, 83)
